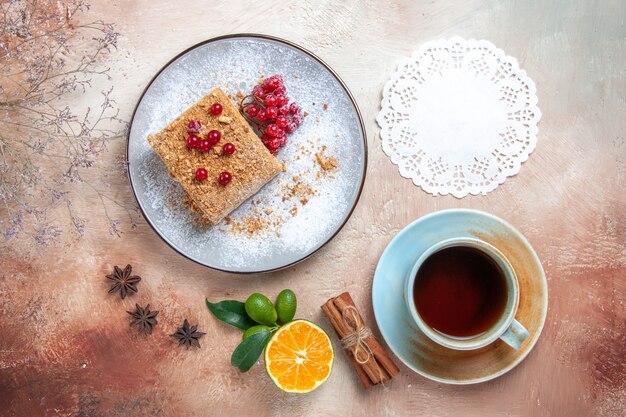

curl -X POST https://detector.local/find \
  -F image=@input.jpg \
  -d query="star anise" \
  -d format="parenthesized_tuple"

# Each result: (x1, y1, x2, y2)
(170, 319, 206, 349)
(106, 264, 141, 299)
(128, 304, 159, 335)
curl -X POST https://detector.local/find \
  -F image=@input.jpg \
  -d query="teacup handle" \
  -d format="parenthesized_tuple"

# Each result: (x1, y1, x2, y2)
(499, 319, 529, 349)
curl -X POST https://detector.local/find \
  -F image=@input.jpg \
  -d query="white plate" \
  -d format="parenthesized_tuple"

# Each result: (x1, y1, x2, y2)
(127, 34, 367, 273)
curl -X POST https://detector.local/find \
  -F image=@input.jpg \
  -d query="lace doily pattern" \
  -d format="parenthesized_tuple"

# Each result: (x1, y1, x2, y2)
(377, 37, 541, 197)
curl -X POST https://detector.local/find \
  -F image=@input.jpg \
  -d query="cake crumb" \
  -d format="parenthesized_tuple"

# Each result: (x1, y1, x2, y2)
(282, 178, 315, 203)
(290, 206, 298, 216)
(226, 213, 269, 236)
(315, 145, 338, 177)
(323, 103, 328, 110)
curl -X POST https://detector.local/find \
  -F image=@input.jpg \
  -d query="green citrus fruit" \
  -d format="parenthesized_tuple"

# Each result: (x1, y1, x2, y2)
(245, 293, 277, 325)
(242, 324, 271, 340)
(275, 289, 297, 324)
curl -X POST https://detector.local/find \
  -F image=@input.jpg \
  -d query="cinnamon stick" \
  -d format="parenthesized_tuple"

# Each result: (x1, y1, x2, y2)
(321, 292, 400, 389)
(334, 293, 401, 380)
(321, 302, 374, 389)
(322, 300, 385, 385)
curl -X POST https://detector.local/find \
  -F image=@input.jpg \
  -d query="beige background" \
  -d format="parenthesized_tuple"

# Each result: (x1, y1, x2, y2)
(1, 1, 625, 416)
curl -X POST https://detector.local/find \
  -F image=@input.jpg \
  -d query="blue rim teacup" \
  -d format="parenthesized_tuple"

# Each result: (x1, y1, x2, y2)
(404, 237, 529, 351)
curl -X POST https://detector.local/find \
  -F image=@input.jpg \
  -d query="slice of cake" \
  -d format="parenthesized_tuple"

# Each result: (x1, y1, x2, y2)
(147, 88, 283, 225)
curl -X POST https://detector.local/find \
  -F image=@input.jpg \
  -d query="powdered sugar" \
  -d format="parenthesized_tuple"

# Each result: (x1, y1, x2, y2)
(128, 37, 365, 272)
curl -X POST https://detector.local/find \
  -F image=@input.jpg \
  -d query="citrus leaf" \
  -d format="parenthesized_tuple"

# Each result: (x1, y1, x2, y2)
(206, 299, 256, 330)
(231, 329, 271, 372)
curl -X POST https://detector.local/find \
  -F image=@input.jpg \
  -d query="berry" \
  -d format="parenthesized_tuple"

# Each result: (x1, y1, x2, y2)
(274, 86, 287, 96)
(276, 94, 288, 107)
(275, 115, 288, 128)
(261, 133, 272, 144)
(195, 167, 208, 181)
(247, 105, 259, 117)
(186, 134, 200, 149)
(198, 139, 212, 152)
(207, 129, 221, 145)
(268, 138, 282, 153)
(278, 105, 289, 115)
(257, 109, 267, 122)
(210, 103, 223, 115)
(293, 113, 304, 126)
(265, 75, 283, 90)
(289, 103, 301, 115)
(276, 127, 285, 138)
(264, 94, 277, 107)
(222, 143, 236, 156)
(266, 123, 280, 137)
(253, 85, 265, 99)
(265, 106, 278, 120)
(218, 171, 232, 186)
(285, 122, 297, 133)
(187, 119, 201, 133)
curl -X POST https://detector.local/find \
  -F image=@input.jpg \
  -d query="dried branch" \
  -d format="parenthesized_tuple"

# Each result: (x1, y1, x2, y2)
(0, 0, 135, 246)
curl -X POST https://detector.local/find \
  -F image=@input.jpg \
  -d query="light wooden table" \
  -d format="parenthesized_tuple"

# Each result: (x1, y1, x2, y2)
(1, 1, 624, 416)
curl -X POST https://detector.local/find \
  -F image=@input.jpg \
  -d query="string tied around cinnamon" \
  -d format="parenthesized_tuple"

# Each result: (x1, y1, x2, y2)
(339, 305, 374, 365)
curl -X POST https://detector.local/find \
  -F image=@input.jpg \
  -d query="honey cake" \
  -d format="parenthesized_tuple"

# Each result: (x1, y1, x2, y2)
(147, 88, 283, 225)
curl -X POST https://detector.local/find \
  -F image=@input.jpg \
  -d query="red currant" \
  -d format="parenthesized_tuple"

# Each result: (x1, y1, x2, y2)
(196, 167, 208, 181)
(186, 134, 200, 149)
(247, 105, 259, 117)
(265, 106, 278, 120)
(268, 138, 282, 153)
(274, 86, 287, 96)
(266, 123, 280, 137)
(261, 133, 272, 144)
(276, 127, 285, 138)
(278, 105, 289, 115)
(257, 109, 267, 122)
(198, 139, 212, 152)
(210, 103, 223, 115)
(222, 142, 235, 156)
(275, 115, 288, 128)
(289, 103, 301, 115)
(285, 122, 297, 133)
(253, 85, 265, 99)
(293, 113, 304, 126)
(265, 75, 283, 90)
(207, 130, 221, 145)
(218, 171, 232, 186)
(264, 94, 277, 107)
(187, 119, 202, 133)
(275, 94, 288, 107)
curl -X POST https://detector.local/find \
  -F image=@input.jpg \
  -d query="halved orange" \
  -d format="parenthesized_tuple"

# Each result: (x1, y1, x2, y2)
(264, 320, 334, 393)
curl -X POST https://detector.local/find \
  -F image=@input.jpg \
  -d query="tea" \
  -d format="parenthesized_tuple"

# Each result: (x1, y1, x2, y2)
(413, 246, 507, 338)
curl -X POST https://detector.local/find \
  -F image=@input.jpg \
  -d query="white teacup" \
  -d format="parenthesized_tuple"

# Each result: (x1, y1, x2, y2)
(405, 237, 529, 350)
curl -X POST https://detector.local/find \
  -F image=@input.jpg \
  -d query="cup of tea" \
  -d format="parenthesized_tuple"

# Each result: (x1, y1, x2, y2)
(405, 237, 529, 350)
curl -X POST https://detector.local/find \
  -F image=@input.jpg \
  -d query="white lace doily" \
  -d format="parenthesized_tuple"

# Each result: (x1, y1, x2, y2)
(377, 37, 541, 198)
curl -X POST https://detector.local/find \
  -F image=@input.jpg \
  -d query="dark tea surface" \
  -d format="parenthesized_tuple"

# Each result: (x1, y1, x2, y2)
(413, 246, 507, 338)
